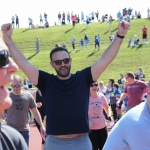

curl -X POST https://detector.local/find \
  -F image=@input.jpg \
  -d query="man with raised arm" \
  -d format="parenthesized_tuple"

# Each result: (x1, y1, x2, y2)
(1, 21, 129, 150)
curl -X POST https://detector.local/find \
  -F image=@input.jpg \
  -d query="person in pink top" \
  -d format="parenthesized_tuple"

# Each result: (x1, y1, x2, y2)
(116, 72, 147, 111)
(88, 81, 111, 150)
(71, 15, 76, 28)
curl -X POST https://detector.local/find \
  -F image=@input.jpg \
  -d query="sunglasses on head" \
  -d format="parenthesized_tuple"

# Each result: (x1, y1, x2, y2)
(90, 83, 98, 87)
(52, 58, 70, 66)
(11, 84, 21, 88)
(0, 50, 10, 68)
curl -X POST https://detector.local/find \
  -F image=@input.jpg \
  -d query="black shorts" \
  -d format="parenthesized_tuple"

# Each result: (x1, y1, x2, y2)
(12, 21, 14, 24)
(116, 101, 123, 109)
(143, 34, 147, 39)
(92, 17, 94, 20)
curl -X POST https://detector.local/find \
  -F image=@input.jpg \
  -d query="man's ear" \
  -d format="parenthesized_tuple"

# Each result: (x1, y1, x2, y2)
(50, 62, 54, 68)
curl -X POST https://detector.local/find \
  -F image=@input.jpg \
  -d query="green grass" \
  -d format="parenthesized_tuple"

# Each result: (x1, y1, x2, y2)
(12, 19, 150, 84)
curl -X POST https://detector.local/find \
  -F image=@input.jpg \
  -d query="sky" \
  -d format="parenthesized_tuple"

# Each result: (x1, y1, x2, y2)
(0, 0, 149, 28)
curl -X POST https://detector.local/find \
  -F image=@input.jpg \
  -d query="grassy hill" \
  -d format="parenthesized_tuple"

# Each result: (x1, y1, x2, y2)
(11, 19, 150, 84)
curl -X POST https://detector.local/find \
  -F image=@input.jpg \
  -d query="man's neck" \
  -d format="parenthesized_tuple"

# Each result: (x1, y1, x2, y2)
(128, 79, 136, 84)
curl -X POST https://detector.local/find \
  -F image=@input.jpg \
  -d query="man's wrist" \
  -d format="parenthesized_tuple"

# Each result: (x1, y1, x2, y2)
(117, 34, 125, 39)
(4, 37, 14, 47)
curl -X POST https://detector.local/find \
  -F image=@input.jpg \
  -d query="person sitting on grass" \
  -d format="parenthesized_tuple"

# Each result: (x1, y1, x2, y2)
(133, 35, 140, 46)
(128, 38, 133, 46)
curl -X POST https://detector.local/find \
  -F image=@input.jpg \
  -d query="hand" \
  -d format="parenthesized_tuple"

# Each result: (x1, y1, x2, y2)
(36, 102, 42, 108)
(116, 100, 120, 107)
(118, 21, 130, 36)
(40, 126, 46, 141)
(1, 23, 13, 41)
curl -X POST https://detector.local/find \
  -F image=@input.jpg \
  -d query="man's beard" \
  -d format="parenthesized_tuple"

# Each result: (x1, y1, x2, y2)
(55, 66, 71, 78)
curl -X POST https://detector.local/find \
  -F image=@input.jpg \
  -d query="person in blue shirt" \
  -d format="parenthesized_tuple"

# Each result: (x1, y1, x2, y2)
(81, 12, 84, 23)
(128, 38, 132, 46)
(80, 38, 84, 49)
(95, 36, 100, 50)
(127, 15, 131, 23)
(71, 35, 76, 50)
(91, 11, 95, 22)
(67, 12, 70, 24)
(117, 11, 121, 22)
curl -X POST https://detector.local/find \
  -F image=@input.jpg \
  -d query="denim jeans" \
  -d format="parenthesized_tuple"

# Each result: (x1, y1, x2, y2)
(19, 131, 30, 147)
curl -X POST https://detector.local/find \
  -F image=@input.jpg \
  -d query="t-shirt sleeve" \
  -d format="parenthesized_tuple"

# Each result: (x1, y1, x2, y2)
(36, 70, 49, 94)
(124, 85, 127, 93)
(80, 67, 94, 87)
(140, 81, 147, 89)
(28, 93, 36, 109)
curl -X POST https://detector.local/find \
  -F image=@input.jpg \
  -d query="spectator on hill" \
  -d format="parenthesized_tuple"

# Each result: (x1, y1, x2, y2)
(67, 12, 70, 24)
(95, 10, 99, 21)
(135, 10, 137, 19)
(11, 16, 15, 29)
(39, 14, 43, 25)
(135, 67, 145, 79)
(108, 14, 113, 30)
(85, 16, 91, 28)
(24, 79, 28, 88)
(147, 8, 150, 19)
(103, 81, 150, 150)
(142, 25, 148, 44)
(117, 11, 121, 22)
(45, 20, 49, 28)
(76, 15, 80, 23)
(116, 72, 147, 112)
(62, 42, 67, 49)
(44, 13, 48, 21)
(127, 15, 131, 23)
(80, 38, 84, 49)
(128, 7, 133, 16)
(88, 81, 110, 150)
(62, 11, 66, 25)
(15, 14, 19, 28)
(84, 32, 90, 49)
(81, 12, 84, 23)
(98, 81, 107, 95)
(91, 11, 95, 22)
(133, 35, 140, 46)
(128, 37, 133, 46)
(28, 18, 33, 28)
(94, 35, 100, 50)
(71, 35, 76, 50)
(58, 12, 61, 25)
(109, 33, 115, 43)
(71, 15, 76, 28)
(137, 11, 141, 18)
(36, 36, 40, 53)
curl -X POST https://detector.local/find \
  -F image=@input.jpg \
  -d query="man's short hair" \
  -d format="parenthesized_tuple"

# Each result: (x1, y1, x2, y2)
(50, 47, 70, 61)
(126, 72, 135, 79)
(13, 75, 22, 83)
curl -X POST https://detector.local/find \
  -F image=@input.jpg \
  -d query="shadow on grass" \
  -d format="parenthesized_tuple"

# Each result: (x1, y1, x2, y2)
(69, 50, 74, 54)
(103, 30, 110, 35)
(27, 52, 38, 60)
(22, 28, 30, 32)
(64, 28, 73, 34)
(79, 28, 86, 33)
(75, 50, 81, 53)
(136, 44, 143, 50)
(87, 50, 99, 58)
(111, 28, 117, 32)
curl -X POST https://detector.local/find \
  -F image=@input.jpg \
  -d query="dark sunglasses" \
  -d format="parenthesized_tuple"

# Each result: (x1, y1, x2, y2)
(52, 58, 70, 66)
(0, 50, 10, 68)
(90, 84, 98, 87)
(11, 84, 21, 88)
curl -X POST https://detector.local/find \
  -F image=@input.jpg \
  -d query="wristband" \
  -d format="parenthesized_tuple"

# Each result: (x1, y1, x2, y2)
(117, 34, 124, 39)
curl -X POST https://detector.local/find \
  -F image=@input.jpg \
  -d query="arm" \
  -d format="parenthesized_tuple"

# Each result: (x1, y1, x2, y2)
(91, 21, 130, 81)
(116, 92, 128, 106)
(31, 107, 46, 141)
(103, 96, 111, 117)
(1, 24, 39, 85)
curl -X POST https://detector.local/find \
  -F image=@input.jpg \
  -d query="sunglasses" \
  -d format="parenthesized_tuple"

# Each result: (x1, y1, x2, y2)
(52, 58, 70, 66)
(11, 84, 21, 88)
(0, 50, 10, 68)
(90, 84, 98, 87)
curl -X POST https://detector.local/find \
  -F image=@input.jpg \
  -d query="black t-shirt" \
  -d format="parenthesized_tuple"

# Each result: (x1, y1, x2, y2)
(0, 124, 28, 150)
(37, 67, 93, 135)
(118, 78, 122, 85)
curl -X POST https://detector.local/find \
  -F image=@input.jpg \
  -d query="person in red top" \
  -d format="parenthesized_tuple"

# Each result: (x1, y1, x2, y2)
(71, 15, 76, 28)
(142, 25, 148, 43)
(58, 12, 61, 25)
(116, 72, 147, 111)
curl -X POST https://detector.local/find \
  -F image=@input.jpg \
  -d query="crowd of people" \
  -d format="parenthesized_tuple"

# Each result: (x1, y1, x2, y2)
(0, 8, 148, 150)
